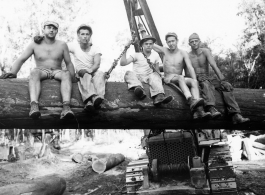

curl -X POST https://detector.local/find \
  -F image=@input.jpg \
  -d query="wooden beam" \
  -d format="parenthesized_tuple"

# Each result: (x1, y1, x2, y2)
(134, 8, 144, 16)
(0, 79, 264, 129)
(138, 0, 163, 46)
(123, 0, 141, 52)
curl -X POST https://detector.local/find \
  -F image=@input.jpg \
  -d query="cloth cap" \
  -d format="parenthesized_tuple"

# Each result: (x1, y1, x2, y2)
(189, 33, 200, 41)
(140, 34, 156, 46)
(165, 32, 178, 41)
(43, 21, 59, 29)
(77, 24, 93, 35)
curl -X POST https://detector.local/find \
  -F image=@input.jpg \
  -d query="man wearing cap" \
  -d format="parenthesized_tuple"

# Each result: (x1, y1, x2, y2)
(120, 34, 173, 106)
(68, 24, 105, 111)
(0, 21, 76, 120)
(138, 28, 210, 119)
(188, 33, 250, 124)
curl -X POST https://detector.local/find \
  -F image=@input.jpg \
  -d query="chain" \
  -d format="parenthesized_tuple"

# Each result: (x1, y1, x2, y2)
(106, 42, 132, 76)
(141, 52, 162, 77)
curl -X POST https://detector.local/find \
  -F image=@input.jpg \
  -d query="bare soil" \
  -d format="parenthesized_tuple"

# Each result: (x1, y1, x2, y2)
(0, 131, 265, 195)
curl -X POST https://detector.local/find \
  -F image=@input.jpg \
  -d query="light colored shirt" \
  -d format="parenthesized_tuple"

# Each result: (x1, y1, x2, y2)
(130, 51, 162, 76)
(68, 42, 102, 72)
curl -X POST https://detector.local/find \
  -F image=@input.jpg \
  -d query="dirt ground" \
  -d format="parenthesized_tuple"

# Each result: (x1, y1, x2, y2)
(0, 130, 265, 195)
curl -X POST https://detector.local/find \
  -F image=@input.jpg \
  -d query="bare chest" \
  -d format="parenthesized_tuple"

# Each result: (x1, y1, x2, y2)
(164, 52, 184, 68)
(34, 45, 63, 61)
(189, 53, 208, 69)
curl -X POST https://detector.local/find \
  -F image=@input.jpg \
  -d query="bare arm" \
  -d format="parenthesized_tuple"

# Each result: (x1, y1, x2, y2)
(90, 54, 101, 73)
(204, 49, 225, 81)
(153, 44, 165, 54)
(67, 43, 73, 54)
(183, 51, 197, 80)
(63, 43, 75, 80)
(120, 41, 134, 66)
(11, 43, 35, 75)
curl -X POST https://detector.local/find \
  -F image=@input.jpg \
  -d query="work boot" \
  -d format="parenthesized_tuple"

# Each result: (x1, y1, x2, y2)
(84, 101, 95, 112)
(207, 106, 222, 119)
(193, 106, 212, 120)
(29, 101, 41, 119)
(232, 113, 250, 125)
(187, 97, 204, 112)
(92, 95, 104, 109)
(134, 86, 146, 100)
(153, 93, 173, 106)
(60, 104, 74, 120)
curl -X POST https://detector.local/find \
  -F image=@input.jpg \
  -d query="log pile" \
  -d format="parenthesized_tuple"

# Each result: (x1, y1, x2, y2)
(0, 79, 264, 129)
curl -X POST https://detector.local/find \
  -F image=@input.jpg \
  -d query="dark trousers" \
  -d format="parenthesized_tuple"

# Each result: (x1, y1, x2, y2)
(199, 79, 240, 115)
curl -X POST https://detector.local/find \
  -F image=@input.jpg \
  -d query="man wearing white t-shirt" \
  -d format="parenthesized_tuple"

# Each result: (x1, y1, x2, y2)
(120, 35, 173, 106)
(68, 24, 106, 111)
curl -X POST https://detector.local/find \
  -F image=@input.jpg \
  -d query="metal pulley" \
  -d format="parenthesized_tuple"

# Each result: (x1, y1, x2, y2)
(150, 159, 190, 182)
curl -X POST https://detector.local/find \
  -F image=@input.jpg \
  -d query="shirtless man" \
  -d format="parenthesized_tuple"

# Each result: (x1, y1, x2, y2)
(188, 33, 250, 124)
(68, 24, 105, 112)
(139, 28, 211, 119)
(0, 21, 76, 120)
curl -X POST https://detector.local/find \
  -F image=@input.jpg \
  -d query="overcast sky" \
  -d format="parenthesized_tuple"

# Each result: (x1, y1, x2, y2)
(87, 0, 245, 50)
(73, 0, 245, 71)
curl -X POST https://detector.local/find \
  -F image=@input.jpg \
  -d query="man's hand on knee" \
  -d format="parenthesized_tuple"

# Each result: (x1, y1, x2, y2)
(78, 69, 92, 78)
(104, 72, 110, 80)
(72, 76, 79, 83)
(220, 80, 233, 91)
(0, 73, 17, 79)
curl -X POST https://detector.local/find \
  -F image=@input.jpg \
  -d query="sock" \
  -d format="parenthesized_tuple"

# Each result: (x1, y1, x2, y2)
(63, 101, 70, 108)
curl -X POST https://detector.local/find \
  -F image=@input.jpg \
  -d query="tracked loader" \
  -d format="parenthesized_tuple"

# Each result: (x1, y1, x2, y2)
(125, 130, 238, 195)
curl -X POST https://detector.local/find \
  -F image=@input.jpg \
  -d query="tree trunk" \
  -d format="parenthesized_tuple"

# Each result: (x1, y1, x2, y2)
(63, 129, 70, 140)
(81, 129, 85, 140)
(0, 174, 66, 195)
(0, 79, 264, 130)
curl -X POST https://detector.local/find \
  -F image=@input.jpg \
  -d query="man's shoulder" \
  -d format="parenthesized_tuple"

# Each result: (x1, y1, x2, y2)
(151, 50, 160, 58)
(179, 49, 189, 56)
(131, 52, 140, 58)
(90, 45, 101, 52)
(201, 48, 211, 54)
(56, 40, 67, 46)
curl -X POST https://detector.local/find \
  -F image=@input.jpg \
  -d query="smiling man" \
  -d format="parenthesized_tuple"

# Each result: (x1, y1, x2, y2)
(68, 24, 106, 112)
(188, 33, 250, 124)
(120, 34, 173, 106)
(0, 21, 76, 120)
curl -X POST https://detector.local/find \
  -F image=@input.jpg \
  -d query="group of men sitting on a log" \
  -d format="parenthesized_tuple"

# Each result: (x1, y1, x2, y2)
(0, 20, 249, 124)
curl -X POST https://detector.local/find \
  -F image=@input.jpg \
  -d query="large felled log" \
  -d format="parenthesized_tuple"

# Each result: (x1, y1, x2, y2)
(92, 153, 125, 174)
(0, 174, 66, 195)
(0, 79, 264, 129)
